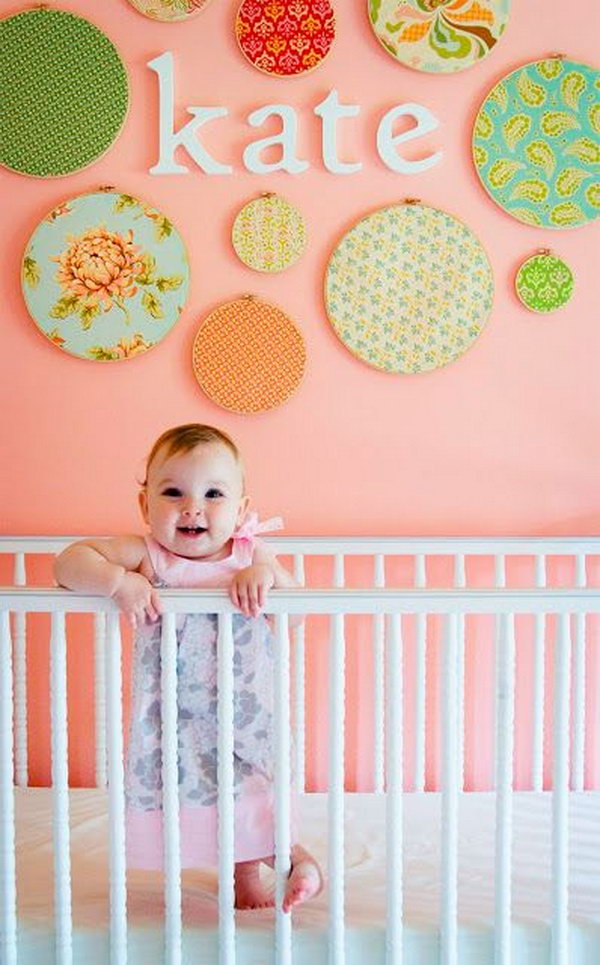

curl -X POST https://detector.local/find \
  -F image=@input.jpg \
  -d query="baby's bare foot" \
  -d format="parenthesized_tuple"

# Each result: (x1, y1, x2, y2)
(282, 845, 323, 913)
(234, 860, 274, 910)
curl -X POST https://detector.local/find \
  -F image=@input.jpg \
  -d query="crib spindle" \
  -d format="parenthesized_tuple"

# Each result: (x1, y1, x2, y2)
(0, 610, 17, 965)
(532, 555, 547, 792)
(373, 554, 386, 794)
(414, 555, 427, 793)
(453, 556, 466, 792)
(94, 613, 107, 789)
(13, 553, 28, 788)
(385, 613, 403, 964)
(50, 610, 73, 965)
(106, 613, 127, 963)
(572, 555, 587, 791)
(217, 613, 236, 965)
(552, 613, 571, 965)
(494, 613, 515, 965)
(161, 612, 182, 965)
(293, 554, 306, 793)
(329, 612, 346, 963)
(441, 612, 459, 965)
(274, 615, 292, 963)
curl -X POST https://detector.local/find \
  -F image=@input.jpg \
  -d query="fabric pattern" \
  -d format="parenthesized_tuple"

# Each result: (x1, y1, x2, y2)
(236, 0, 335, 76)
(368, 0, 511, 73)
(473, 58, 600, 228)
(0, 9, 128, 177)
(126, 527, 277, 867)
(325, 203, 494, 374)
(515, 253, 574, 313)
(192, 296, 306, 412)
(125, 0, 212, 20)
(22, 191, 190, 362)
(232, 195, 307, 272)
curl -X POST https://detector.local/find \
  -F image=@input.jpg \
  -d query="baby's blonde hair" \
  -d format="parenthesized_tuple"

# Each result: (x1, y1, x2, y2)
(143, 424, 243, 486)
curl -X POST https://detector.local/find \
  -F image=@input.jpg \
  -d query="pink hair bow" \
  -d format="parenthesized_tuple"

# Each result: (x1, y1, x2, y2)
(233, 512, 284, 542)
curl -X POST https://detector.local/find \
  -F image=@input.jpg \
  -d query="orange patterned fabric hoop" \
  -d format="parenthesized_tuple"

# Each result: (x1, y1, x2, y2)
(192, 296, 306, 413)
(236, 0, 335, 76)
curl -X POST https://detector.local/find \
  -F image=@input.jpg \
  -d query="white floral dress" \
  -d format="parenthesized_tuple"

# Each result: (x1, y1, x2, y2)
(125, 517, 279, 868)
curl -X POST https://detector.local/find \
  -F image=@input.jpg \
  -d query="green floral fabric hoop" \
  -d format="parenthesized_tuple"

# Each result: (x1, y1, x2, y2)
(515, 253, 574, 313)
(473, 57, 600, 228)
(22, 191, 190, 361)
(325, 203, 494, 374)
(368, 0, 511, 73)
(0, 9, 128, 177)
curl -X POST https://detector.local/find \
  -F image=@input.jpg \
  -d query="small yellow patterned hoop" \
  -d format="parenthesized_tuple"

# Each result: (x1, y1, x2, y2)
(232, 194, 307, 273)
(192, 296, 306, 413)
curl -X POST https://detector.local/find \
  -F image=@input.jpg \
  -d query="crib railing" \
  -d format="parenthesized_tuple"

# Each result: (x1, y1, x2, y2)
(3, 535, 600, 800)
(2, 583, 600, 965)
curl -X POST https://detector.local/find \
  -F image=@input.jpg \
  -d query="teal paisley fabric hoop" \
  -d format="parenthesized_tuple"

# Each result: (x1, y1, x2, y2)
(22, 191, 190, 362)
(473, 58, 600, 228)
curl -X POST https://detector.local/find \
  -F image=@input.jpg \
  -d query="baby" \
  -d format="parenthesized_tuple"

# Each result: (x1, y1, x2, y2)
(55, 423, 321, 911)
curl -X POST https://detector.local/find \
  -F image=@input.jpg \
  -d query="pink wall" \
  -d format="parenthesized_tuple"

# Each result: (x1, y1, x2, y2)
(1, 0, 599, 789)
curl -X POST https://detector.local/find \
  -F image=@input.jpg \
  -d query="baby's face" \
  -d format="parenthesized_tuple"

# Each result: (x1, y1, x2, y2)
(139, 442, 248, 560)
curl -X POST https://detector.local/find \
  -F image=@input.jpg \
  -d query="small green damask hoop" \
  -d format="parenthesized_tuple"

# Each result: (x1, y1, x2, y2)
(22, 191, 190, 361)
(368, 0, 511, 74)
(473, 57, 600, 228)
(515, 252, 574, 313)
(0, 8, 128, 177)
(325, 203, 494, 374)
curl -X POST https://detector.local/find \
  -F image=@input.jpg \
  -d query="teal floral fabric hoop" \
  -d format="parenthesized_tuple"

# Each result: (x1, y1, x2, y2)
(22, 191, 190, 361)
(515, 253, 574, 313)
(0, 8, 128, 177)
(368, 0, 511, 73)
(473, 58, 600, 228)
(325, 203, 494, 374)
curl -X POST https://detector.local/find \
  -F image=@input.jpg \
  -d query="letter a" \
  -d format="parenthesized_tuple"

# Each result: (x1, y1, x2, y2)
(243, 105, 309, 175)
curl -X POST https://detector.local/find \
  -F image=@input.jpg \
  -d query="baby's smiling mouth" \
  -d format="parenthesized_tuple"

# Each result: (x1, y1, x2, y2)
(177, 526, 207, 535)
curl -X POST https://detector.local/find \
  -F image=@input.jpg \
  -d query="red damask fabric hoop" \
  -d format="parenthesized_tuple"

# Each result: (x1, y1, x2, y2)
(236, 0, 335, 76)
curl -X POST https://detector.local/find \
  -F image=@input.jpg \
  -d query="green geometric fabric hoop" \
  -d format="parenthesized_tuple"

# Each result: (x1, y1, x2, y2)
(515, 252, 574, 313)
(473, 57, 600, 228)
(0, 9, 128, 177)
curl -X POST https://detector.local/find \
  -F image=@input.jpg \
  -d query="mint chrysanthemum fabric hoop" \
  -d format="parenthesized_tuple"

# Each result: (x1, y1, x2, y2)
(22, 190, 190, 361)
(0, 8, 129, 177)
(515, 252, 574, 313)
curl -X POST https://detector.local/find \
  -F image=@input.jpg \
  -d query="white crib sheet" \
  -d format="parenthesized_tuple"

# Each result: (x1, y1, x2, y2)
(14, 788, 600, 964)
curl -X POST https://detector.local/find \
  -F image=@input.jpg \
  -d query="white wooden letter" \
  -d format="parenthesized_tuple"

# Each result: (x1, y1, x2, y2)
(377, 103, 442, 174)
(148, 52, 232, 175)
(314, 89, 362, 175)
(243, 105, 309, 175)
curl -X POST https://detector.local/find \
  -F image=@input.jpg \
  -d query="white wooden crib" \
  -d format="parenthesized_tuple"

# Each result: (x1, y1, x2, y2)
(1, 536, 600, 965)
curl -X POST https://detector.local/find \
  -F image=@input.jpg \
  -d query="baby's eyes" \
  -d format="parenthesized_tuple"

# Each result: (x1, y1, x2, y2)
(162, 487, 182, 497)
(206, 488, 224, 499)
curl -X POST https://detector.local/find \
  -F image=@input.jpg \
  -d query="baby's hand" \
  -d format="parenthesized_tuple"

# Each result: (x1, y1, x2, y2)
(230, 564, 275, 618)
(111, 571, 162, 628)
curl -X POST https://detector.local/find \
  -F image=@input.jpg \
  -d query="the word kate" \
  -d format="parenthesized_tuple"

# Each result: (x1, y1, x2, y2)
(148, 52, 442, 177)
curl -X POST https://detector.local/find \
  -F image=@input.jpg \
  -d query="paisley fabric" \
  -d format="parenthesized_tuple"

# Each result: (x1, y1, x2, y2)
(368, 0, 511, 73)
(126, 527, 278, 868)
(473, 58, 600, 228)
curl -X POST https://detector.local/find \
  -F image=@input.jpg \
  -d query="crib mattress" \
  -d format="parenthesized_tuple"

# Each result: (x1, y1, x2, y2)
(13, 788, 600, 964)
